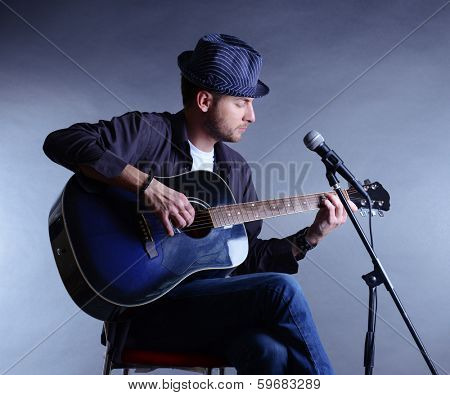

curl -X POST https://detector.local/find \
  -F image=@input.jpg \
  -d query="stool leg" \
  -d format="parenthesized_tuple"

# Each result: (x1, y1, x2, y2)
(207, 367, 213, 375)
(103, 351, 113, 375)
(219, 367, 225, 375)
(123, 368, 130, 375)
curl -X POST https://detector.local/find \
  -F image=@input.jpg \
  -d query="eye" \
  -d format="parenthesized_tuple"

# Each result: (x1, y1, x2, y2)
(235, 101, 245, 108)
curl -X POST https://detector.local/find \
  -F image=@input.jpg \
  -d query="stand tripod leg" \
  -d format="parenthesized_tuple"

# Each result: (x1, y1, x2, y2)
(363, 273, 379, 375)
(363, 271, 382, 374)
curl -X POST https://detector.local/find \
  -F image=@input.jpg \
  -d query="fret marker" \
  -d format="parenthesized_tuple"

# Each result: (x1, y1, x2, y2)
(251, 203, 255, 207)
(228, 213, 231, 216)
(237, 211, 240, 215)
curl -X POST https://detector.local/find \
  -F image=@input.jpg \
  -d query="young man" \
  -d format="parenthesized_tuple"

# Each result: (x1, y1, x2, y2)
(44, 34, 355, 374)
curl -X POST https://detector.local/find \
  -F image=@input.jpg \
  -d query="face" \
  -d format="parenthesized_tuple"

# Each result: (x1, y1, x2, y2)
(203, 95, 256, 143)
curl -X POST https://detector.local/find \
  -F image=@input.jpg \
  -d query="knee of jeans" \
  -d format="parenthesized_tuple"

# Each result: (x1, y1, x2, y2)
(266, 273, 304, 299)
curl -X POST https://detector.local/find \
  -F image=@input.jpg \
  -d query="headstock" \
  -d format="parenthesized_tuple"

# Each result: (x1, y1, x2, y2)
(347, 179, 390, 217)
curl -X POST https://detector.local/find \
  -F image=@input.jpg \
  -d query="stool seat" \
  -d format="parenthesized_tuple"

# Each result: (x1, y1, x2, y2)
(121, 348, 228, 368)
(102, 321, 231, 374)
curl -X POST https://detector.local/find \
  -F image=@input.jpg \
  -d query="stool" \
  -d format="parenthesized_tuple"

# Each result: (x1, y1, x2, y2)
(102, 321, 229, 375)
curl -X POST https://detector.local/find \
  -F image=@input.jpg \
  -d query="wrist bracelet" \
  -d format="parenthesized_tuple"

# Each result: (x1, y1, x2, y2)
(139, 170, 154, 195)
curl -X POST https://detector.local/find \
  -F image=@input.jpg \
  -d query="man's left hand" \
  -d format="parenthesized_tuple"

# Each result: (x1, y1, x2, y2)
(305, 193, 358, 247)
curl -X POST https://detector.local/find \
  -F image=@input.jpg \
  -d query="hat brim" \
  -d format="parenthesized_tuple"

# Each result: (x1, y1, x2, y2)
(177, 50, 269, 98)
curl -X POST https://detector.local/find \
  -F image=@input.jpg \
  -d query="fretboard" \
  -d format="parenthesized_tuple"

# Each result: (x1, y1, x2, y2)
(208, 190, 350, 228)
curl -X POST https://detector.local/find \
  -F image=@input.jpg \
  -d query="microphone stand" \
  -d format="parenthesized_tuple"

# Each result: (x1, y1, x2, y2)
(324, 169, 438, 375)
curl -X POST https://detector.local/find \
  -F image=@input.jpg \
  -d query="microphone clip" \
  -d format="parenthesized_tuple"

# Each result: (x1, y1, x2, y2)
(321, 149, 344, 173)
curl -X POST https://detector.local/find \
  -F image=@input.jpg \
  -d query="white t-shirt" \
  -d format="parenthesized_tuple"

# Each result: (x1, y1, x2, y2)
(188, 140, 214, 172)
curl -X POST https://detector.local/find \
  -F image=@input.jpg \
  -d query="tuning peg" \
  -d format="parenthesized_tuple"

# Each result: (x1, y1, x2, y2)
(378, 210, 384, 217)
(360, 209, 367, 217)
(363, 179, 371, 186)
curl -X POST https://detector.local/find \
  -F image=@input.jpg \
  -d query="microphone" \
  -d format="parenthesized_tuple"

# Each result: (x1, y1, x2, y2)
(303, 130, 370, 200)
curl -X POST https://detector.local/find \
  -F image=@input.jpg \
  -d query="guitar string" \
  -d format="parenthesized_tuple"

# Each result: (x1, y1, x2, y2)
(143, 188, 365, 226)
(142, 186, 373, 230)
(161, 196, 372, 234)
(172, 201, 370, 233)
(189, 190, 365, 223)
(160, 203, 373, 234)
(184, 192, 368, 226)
(190, 190, 362, 218)
(140, 189, 374, 233)
(151, 199, 376, 238)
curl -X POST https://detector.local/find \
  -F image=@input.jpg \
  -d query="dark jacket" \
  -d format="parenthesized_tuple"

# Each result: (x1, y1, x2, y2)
(43, 110, 300, 277)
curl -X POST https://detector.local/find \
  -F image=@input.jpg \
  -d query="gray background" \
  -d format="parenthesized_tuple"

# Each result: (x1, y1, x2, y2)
(0, 0, 449, 375)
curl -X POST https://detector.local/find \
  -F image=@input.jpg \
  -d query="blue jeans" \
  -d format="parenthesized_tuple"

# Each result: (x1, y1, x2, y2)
(126, 272, 334, 374)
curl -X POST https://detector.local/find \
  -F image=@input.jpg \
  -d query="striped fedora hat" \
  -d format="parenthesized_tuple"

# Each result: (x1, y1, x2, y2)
(178, 34, 269, 98)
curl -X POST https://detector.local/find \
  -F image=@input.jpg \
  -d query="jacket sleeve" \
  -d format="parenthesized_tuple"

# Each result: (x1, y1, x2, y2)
(231, 162, 302, 276)
(43, 111, 155, 178)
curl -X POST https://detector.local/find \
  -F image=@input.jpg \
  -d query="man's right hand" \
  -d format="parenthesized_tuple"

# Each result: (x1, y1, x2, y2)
(143, 179, 195, 237)
(78, 163, 195, 237)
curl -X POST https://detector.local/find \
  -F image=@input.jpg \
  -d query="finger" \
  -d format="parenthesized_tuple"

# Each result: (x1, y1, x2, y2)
(178, 194, 193, 211)
(171, 213, 187, 229)
(325, 193, 340, 208)
(160, 215, 174, 237)
(336, 202, 345, 223)
(323, 199, 337, 225)
(185, 203, 196, 220)
(175, 199, 194, 225)
(330, 195, 345, 221)
(349, 200, 359, 212)
(180, 209, 194, 226)
(341, 206, 348, 224)
(324, 192, 336, 200)
(324, 194, 338, 214)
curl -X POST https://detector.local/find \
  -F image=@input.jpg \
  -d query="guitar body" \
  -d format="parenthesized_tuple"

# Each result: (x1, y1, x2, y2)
(48, 170, 248, 321)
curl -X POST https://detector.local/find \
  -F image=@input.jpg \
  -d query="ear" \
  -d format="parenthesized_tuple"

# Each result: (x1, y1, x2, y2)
(196, 91, 214, 112)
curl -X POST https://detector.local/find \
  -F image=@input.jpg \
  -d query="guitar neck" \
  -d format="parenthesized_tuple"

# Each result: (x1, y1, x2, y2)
(208, 189, 350, 228)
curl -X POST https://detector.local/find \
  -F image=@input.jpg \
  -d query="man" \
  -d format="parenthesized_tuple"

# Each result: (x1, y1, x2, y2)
(44, 33, 355, 374)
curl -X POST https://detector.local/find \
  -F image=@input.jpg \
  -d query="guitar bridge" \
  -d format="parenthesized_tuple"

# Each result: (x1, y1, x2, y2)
(137, 214, 158, 259)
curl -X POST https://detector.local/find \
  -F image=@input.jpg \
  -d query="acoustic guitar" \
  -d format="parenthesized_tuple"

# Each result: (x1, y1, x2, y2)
(48, 170, 390, 320)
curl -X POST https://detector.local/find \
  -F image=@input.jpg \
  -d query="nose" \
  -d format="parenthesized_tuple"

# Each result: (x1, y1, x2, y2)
(244, 102, 256, 123)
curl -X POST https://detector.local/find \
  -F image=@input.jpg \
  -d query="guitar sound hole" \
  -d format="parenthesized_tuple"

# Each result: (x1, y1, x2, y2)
(183, 223, 212, 238)
(183, 206, 213, 239)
